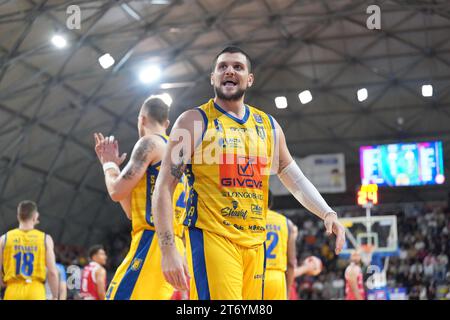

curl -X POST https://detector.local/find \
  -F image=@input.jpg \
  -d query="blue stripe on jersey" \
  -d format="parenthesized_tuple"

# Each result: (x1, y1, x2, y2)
(175, 191, 186, 209)
(214, 102, 250, 125)
(268, 114, 276, 146)
(113, 230, 154, 300)
(189, 228, 210, 300)
(183, 164, 199, 227)
(196, 107, 208, 141)
(144, 134, 166, 226)
(145, 165, 159, 227)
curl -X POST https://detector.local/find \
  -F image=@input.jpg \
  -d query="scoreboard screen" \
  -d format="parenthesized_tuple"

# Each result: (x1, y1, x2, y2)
(360, 141, 445, 187)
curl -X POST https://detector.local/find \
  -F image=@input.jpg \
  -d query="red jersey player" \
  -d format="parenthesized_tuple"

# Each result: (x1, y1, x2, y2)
(80, 245, 107, 300)
(344, 250, 366, 300)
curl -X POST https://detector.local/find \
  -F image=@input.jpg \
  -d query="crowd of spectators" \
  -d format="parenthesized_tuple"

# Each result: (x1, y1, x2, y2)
(287, 202, 449, 300)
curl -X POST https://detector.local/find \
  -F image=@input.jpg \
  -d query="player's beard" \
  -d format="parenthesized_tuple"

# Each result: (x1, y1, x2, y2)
(214, 83, 247, 101)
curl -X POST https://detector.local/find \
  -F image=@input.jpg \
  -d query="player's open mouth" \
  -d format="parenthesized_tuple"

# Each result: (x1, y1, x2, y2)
(222, 80, 237, 87)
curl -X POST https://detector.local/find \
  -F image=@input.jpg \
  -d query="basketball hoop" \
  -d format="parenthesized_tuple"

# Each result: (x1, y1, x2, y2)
(360, 244, 374, 267)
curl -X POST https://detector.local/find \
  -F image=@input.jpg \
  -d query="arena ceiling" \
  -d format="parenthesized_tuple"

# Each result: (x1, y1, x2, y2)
(1, 0, 450, 246)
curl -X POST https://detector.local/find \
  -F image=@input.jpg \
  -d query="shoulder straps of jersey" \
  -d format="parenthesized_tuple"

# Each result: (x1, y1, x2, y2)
(196, 107, 208, 141)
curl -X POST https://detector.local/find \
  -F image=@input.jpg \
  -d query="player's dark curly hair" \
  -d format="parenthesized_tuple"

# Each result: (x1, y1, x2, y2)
(213, 46, 252, 72)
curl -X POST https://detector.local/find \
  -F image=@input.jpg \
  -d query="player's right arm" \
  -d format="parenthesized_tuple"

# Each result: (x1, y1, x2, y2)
(286, 220, 297, 296)
(45, 235, 60, 299)
(152, 109, 203, 291)
(94, 133, 159, 202)
(0, 235, 5, 287)
(347, 266, 363, 300)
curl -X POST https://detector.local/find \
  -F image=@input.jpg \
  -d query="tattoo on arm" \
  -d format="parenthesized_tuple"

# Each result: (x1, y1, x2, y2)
(170, 148, 185, 179)
(158, 231, 175, 247)
(123, 138, 155, 180)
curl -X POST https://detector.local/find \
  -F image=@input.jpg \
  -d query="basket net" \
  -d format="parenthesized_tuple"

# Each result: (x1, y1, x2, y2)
(360, 244, 374, 267)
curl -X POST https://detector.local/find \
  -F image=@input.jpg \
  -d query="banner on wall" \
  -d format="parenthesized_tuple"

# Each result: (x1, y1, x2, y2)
(270, 153, 346, 195)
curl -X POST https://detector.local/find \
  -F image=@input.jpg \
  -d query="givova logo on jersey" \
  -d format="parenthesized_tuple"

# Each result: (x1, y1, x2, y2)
(219, 154, 267, 189)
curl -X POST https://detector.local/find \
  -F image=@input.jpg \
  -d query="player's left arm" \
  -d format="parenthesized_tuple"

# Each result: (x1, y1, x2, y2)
(285, 219, 297, 296)
(271, 117, 345, 254)
(94, 133, 158, 202)
(95, 267, 107, 300)
(0, 235, 5, 287)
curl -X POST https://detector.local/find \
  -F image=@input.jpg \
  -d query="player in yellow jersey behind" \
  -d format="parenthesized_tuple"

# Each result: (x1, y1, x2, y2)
(264, 192, 297, 300)
(93, 97, 188, 300)
(153, 46, 345, 300)
(0, 200, 59, 300)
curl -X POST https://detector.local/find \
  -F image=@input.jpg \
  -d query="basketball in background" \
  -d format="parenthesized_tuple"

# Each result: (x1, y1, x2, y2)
(303, 256, 323, 276)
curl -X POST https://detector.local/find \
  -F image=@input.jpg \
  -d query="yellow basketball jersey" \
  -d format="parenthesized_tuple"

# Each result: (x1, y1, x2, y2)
(131, 134, 187, 238)
(265, 210, 289, 272)
(2, 229, 47, 284)
(184, 99, 275, 248)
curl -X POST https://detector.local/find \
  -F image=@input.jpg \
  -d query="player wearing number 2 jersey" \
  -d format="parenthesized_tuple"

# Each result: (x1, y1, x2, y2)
(264, 192, 297, 300)
(0, 201, 59, 300)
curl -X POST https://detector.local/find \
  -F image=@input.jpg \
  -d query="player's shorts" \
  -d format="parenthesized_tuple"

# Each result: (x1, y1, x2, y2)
(106, 229, 185, 300)
(263, 269, 287, 300)
(4, 280, 46, 300)
(185, 227, 265, 300)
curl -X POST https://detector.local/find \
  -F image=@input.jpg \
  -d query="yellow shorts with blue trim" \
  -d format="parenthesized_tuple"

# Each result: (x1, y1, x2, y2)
(4, 280, 46, 300)
(106, 229, 185, 300)
(185, 228, 265, 300)
(263, 269, 287, 300)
